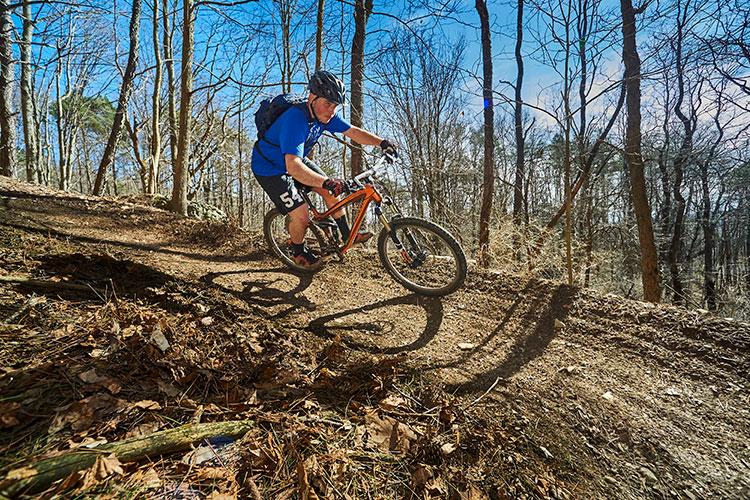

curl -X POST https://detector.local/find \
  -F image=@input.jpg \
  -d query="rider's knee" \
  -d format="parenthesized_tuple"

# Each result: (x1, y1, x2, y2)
(288, 204, 310, 224)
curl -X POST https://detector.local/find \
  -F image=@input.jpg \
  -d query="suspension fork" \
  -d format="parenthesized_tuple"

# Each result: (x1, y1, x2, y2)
(375, 204, 424, 266)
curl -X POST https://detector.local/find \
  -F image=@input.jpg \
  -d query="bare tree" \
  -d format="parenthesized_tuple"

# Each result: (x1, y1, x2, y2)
(163, 0, 178, 165)
(149, 0, 162, 194)
(315, 0, 324, 71)
(170, 0, 194, 215)
(20, 0, 38, 182)
(349, 0, 373, 176)
(94, 0, 143, 195)
(476, 0, 495, 266)
(0, 0, 15, 177)
(620, 0, 661, 302)
(667, 0, 701, 304)
(512, 0, 525, 236)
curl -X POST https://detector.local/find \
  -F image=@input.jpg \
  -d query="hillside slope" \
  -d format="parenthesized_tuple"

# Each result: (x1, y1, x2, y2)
(1, 177, 748, 499)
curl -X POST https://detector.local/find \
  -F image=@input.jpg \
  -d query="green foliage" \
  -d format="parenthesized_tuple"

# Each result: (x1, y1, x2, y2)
(49, 95, 116, 136)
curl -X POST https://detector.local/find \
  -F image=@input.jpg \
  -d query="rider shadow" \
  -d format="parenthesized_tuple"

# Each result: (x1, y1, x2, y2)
(201, 267, 315, 320)
(307, 294, 443, 355)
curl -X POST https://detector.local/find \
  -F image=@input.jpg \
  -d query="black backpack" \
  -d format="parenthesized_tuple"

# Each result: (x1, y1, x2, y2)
(254, 94, 307, 145)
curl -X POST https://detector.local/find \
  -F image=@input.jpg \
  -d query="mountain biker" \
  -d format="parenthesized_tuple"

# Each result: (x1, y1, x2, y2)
(252, 70, 397, 268)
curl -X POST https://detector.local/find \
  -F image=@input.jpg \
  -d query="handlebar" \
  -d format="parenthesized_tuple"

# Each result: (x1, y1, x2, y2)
(352, 152, 396, 185)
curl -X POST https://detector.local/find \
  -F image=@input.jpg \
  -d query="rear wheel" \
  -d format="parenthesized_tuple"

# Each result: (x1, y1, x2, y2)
(377, 217, 467, 296)
(263, 208, 324, 272)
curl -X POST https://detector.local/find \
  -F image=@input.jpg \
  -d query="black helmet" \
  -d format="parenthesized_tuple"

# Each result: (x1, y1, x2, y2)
(308, 70, 346, 104)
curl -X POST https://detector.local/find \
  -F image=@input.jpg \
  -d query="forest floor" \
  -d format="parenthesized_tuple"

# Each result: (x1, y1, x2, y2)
(0, 176, 749, 499)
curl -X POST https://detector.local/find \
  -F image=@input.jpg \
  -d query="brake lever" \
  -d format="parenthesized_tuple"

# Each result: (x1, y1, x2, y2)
(347, 179, 364, 192)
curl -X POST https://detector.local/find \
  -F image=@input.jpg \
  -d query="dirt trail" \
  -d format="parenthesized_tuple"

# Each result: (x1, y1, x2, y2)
(1, 177, 749, 499)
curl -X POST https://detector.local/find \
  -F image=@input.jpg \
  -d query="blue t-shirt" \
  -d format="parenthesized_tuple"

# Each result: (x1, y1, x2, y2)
(252, 104, 351, 176)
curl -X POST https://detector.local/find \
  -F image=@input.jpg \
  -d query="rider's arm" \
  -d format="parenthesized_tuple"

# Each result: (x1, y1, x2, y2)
(285, 154, 327, 187)
(343, 126, 383, 146)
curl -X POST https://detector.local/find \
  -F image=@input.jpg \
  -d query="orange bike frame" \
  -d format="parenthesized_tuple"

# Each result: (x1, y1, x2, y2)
(308, 184, 383, 253)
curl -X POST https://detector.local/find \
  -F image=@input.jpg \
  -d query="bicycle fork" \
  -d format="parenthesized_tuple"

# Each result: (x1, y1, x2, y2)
(375, 205, 425, 268)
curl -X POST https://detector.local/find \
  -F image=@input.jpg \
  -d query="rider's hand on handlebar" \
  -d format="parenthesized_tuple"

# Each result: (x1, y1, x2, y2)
(380, 139, 398, 160)
(323, 177, 349, 197)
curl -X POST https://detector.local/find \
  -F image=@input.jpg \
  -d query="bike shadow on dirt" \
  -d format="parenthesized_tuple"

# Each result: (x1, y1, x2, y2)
(443, 284, 575, 396)
(306, 294, 443, 355)
(200, 267, 315, 320)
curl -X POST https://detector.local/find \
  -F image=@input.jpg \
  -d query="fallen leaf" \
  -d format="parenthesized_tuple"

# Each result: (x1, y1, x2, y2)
(440, 442, 457, 456)
(124, 421, 163, 439)
(602, 391, 614, 401)
(80, 454, 123, 489)
(201, 316, 215, 326)
(411, 465, 432, 488)
(539, 445, 554, 459)
(426, 477, 448, 495)
(297, 459, 320, 500)
(378, 395, 408, 411)
(196, 467, 232, 480)
(664, 387, 681, 397)
(78, 369, 121, 394)
(360, 411, 417, 453)
(554, 319, 566, 329)
(131, 467, 162, 489)
(150, 326, 170, 352)
(205, 491, 236, 500)
(0, 402, 21, 428)
(49, 394, 126, 434)
(134, 400, 162, 410)
(464, 484, 490, 499)
(458, 342, 476, 350)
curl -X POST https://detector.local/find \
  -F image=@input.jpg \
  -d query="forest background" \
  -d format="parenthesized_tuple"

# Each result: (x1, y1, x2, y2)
(0, 0, 747, 319)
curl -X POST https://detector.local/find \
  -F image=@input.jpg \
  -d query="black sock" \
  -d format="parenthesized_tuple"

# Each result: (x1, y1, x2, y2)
(291, 242, 304, 256)
(335, 215, 351, 240)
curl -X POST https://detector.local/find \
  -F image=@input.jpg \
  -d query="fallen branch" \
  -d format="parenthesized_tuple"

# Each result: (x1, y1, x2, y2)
(0, 420, 255, 497)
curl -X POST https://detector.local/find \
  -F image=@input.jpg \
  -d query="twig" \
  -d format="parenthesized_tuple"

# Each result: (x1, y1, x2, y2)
(245, 476, 263, 500)
(3, 294, 46, 324)
(463, 376, 502, 410)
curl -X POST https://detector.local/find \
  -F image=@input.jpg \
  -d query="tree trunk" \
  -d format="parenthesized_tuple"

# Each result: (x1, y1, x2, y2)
(701, 107, 724, 310)
(667, 1, 694, 305)
(125, 116, 148, 191)
(563, 2, 573, 285)
(0, 0, 16, 177)
(94, 0, 143, 195)
(170, 0, 194, 215)
(349, 0, 373, 177)
(315, 0, 325, 71)
(163, 0, 178, 167)
(237, 83, 245, 226)
(745, 197, 750, 300)
(512, 0, 525, 256)
(620, 0, 661, 303)
(149, 0, 162, 195)
(476, 0, 494, 267)
(20, 0, 38, 182)
(55, 50, 68, 191)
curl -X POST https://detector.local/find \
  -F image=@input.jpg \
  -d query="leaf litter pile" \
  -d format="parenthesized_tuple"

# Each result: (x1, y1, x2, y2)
(0, 227, 565, 499)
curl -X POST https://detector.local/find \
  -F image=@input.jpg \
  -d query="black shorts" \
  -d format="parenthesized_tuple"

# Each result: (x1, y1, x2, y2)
(255, 159, 325, 215)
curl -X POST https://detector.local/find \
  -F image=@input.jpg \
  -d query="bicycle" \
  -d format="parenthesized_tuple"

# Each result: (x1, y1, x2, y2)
(263, 153, 467, 296)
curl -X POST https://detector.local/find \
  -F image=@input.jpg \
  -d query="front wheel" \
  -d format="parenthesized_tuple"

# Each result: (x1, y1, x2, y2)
(377, 217, 467, 296)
